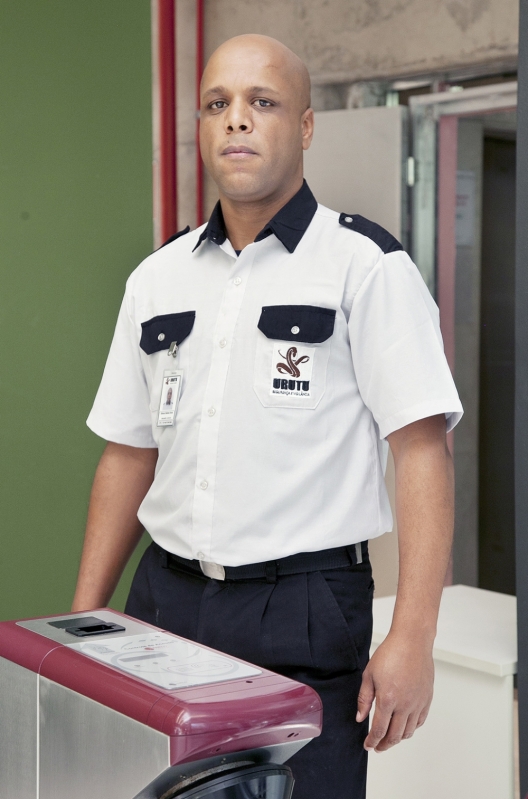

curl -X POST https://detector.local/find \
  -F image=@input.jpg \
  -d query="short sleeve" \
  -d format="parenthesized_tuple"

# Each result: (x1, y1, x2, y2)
(348, 250, 463, 439)
(86, 291, 156, 448)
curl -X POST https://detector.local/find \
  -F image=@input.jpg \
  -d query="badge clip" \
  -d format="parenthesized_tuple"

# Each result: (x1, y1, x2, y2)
(168, 341, 178, 358)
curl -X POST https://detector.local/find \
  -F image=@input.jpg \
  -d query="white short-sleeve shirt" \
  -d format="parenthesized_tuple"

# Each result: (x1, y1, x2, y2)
(87, 182, 462, 566)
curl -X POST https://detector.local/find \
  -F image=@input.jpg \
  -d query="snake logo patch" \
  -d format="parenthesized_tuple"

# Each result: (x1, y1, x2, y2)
(270, 343, 315, 397)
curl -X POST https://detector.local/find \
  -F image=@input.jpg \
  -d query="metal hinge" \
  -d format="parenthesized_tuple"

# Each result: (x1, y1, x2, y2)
(407, 156, 416, 187)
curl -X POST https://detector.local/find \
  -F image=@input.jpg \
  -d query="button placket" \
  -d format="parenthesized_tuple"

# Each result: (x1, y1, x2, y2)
(190, 254, 254, 559)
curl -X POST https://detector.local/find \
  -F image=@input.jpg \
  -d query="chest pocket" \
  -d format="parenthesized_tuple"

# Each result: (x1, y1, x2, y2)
(140, 311, 196, 410)
(254, 305, 336, 409)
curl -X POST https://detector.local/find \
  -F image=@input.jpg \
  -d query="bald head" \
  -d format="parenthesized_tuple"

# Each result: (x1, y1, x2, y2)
(198, 33, 314, 208)
(202, 34, 311, 113)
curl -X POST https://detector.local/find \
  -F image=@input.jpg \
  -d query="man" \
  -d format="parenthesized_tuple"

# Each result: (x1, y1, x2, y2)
(72, 34, 462, 799)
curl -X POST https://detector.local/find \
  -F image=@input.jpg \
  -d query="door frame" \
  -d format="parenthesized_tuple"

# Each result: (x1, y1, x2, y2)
(409, 84, 517, 579)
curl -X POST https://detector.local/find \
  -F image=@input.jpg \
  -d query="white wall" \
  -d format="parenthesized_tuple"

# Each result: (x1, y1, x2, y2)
(204, 0, 518, 85)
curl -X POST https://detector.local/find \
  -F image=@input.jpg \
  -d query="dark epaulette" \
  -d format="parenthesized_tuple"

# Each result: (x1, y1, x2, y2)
(158, 225, 191, 249)
(339, 213, 403, 254)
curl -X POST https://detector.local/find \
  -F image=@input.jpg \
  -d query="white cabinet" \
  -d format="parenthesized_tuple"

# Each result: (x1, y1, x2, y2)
(367, 585, 517, 799)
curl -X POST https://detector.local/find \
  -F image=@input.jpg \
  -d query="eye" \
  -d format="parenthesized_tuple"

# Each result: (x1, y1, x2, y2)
(209, 100, 228, 110)
(253, 98, 273, 108)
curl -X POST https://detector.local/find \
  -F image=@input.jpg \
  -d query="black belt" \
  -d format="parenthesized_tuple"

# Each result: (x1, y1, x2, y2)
(156, 540, 369, 583)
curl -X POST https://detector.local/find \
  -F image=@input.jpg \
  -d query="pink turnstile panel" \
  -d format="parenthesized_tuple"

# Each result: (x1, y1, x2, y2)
(0, 609, 321, 769)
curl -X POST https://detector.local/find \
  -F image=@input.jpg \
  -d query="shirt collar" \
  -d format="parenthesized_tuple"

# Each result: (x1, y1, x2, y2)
(192, 180, 318, 254)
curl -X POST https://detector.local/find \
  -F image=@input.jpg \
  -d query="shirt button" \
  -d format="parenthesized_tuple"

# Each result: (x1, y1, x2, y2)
(291, 326, 300, 335)
(219, 338, 227, 348)
(158, 333, 165, 341)
(344, 216, 353, 223)
(197, 551, 205, 560)
(199, 480, 208, 490)
(207, 407, 216, 416)
(234, 277, 242, 286)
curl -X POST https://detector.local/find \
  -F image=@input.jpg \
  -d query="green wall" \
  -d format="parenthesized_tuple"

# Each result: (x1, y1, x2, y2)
(0, 1, 153, 620)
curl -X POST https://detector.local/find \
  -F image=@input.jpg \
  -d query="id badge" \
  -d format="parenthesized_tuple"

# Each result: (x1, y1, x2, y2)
(157, 370, 183, 427)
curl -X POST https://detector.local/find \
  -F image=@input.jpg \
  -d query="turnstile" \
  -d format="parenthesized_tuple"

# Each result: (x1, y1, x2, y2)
(0, 609, 322, 798)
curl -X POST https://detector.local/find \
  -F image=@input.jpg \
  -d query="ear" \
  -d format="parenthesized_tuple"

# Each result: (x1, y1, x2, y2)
(301, 108, 315, 151)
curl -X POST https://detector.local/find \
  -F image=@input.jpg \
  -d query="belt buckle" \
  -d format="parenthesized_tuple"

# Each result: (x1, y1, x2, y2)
(200, 560, 226, 581)
(355, 542, 363, 564)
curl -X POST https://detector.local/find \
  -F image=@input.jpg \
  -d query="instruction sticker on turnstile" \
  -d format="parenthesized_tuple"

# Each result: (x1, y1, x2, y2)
(67, 632, 261, 689)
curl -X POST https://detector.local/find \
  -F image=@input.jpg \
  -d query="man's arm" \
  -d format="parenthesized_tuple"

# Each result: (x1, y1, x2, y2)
(356, 413, 454, 752)
(71, 442, 158, 612)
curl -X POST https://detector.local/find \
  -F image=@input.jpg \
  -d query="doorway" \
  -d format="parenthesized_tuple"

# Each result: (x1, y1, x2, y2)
(479, 131, 516, 594)
(410, 85, 517, 593)
(433, 107, 517, 594)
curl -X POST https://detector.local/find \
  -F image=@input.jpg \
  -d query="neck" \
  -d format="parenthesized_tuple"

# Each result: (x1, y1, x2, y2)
(219, 177, 304, 251)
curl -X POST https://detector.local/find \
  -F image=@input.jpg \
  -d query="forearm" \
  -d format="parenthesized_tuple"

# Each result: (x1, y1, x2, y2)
(358, 415, 454, 750)
(72, 442, 158, 611)
(388, 414, 454, 644)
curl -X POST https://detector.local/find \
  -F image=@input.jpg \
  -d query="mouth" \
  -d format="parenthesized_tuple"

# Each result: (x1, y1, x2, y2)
(221, 145, 257, 157)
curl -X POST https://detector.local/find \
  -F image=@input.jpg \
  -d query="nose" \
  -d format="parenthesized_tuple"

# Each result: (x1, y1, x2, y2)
(224, 98, 253, 134)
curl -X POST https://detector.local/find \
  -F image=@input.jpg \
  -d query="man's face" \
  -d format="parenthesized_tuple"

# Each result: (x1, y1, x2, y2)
(199, 40, 313, 204)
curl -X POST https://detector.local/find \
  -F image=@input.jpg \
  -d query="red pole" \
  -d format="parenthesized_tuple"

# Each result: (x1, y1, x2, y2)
(157, 0, 177, 241)
(196, 0, 205, 227)
(436, 113, 458, 587)
(437, 114, 458, 384)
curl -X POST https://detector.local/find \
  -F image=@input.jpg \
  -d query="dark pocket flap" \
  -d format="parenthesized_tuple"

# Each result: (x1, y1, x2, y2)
(140, 311, 196, 355)
(258, 305, 336, 344)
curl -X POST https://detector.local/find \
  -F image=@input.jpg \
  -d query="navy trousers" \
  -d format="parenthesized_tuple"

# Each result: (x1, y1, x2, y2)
(125, 542, 374, 799)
